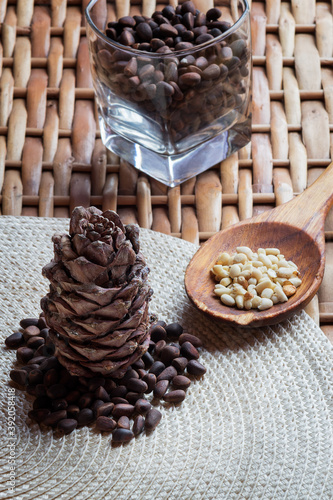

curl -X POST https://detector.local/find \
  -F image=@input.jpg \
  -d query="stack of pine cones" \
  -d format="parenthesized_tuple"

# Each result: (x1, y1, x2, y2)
(41, 206, 153, 379)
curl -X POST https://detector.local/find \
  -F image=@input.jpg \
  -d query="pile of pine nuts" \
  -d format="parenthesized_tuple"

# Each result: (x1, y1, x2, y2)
(212, 247, 302, 311)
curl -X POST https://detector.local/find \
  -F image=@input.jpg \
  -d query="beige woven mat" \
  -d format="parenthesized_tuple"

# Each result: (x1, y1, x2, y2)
(0, 216, 333, 500)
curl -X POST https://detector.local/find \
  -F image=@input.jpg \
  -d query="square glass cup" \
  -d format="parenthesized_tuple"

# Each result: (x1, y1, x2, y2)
(86, 0, 251, 186)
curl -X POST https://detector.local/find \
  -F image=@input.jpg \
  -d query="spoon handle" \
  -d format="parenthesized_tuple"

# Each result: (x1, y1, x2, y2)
(260, 161, 333, 239)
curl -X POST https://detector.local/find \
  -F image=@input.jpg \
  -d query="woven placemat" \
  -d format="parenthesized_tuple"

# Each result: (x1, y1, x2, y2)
(0, 216, 333, 499)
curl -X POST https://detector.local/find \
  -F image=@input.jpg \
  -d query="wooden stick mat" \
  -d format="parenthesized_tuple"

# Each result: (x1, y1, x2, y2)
(0, 0, 332, 333)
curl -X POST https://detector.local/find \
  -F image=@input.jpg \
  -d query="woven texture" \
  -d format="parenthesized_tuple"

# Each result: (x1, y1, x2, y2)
(0, 0, 333, 329)
(0, 216, 333, 499)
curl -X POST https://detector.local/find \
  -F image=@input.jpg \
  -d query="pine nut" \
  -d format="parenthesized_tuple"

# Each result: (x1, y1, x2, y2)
(221, 294, 235, 306)
(261, 288, 274, 299)
(212, 265, 229, 278)
(233, 253, 247, 264)
(229, 264, 241, 278)
(235, 295, 244, 309)
(258, 254, 272, 268)
(266, 248, 280, 255)
(216, 252, 231, 265)
(258, 298, 273, 310)
(277, 267, 293, 278)
(236, 247, 253, 259)
(212, 246, 301, 311)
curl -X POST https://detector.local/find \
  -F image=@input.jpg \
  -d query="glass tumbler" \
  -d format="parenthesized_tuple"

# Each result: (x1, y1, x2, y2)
(86, 0, 251, 187)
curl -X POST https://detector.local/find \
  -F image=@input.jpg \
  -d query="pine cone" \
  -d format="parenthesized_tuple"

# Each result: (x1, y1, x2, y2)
(41, 206, 153, 378)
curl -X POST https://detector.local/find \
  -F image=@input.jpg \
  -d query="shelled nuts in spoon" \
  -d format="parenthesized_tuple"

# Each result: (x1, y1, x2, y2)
(185, 161, 333, 327)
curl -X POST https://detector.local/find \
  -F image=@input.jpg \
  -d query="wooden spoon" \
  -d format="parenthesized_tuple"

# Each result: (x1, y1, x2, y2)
(185, 161, 333, 327)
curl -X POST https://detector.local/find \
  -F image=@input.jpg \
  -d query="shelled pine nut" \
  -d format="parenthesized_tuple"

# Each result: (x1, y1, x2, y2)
(212, 247, 302, 311)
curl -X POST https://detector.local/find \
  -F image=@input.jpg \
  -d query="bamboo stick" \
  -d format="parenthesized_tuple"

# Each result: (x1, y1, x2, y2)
(72, 100, 96, 164)
(117, 208, 138, 225)
(26, 69, 48, 129)
(304, 295, 320, 326)
(152, 207, 172, 235)
(288, 132, 307, 193)
(48, 37, 64, 88)
(279, 3, 295, 57)
(17, 0, 34, 28)
(43, 101, 59, 163)
(115, 0, 130, 18)
(102, 173, 118, 212)
(53, 138, 73, 197)
(59, 69, 75, 130)
(107, 150, 120, 166)
(22, 137, 43, 196)
(83, 0, 107, 31)
(0, 0, 7, 24)
(273, 168, 293, 206)
(238, 168, 253, 221)
(316, 3, 333, 57)
(150, 178, 168, 195)
(0, 43, 3, 80)
(220, 6, 234, 25)
(220, 153, 238, 194)
(0, 136, 6, 193)
(252, 204, 274, 217)
(294, 35, 321, 90)
(76, 37, 93, 88)
(230, 0, 238, 24)
(181, 206, 199, 245)
(251, 2, 267, 57)
(195, 171, 222, 233)
(118, 159, 138, 195)
(51, 0, 67, 28)
(2, 170, 22, 215)
(195, 1, 214, 14)
(282, 67, 301, 125)
(307, 167, 324, 187)
(252, 67, 271, 124)
(238, 142, 251, 160)
(325, 194, 333, 232)
(6, 99, 27, 161)
(181, 177, 196, 195)
(251, 133, 273, 193)
(169, 0, 178, 9)
(168, 185, 181, 233)
(137, 175, 151, 229)
(0, 67, 14, 126)
(13, 37, 31, 87)
(129, 3, 141, 18)
(291, 0, 316, 24)
(221, 205, 239, 229)
(301, 101, 330, 159)
(266, 0, 281, 24)
(270, 101, 288, 159)
(2, 6, 16, 58)
(31, 6, 51, 58)
(266, 34, 283, 90)
(70, 173, 91, 214)
(321, 326, 333, 345)
(63, 7, 82, 59)
(107, 2, 116, 23)
(54, 207, 70, 218)
(39, 171, 54, 217)
(91, 138, 107, 195)
(321, 68, 333, 123)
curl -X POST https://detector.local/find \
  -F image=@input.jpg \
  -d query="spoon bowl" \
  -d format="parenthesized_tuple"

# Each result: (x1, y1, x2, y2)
(185, 162, 333, 327)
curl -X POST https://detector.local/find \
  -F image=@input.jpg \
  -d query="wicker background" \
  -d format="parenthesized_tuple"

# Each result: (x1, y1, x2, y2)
(0, 0, 332, 335)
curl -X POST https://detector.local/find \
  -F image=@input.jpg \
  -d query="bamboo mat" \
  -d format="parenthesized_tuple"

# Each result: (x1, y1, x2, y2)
(0, 0, 332, 332)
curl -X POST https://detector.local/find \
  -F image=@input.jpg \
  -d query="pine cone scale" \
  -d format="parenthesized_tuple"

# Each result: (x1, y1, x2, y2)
(41, 207, 153, 378)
